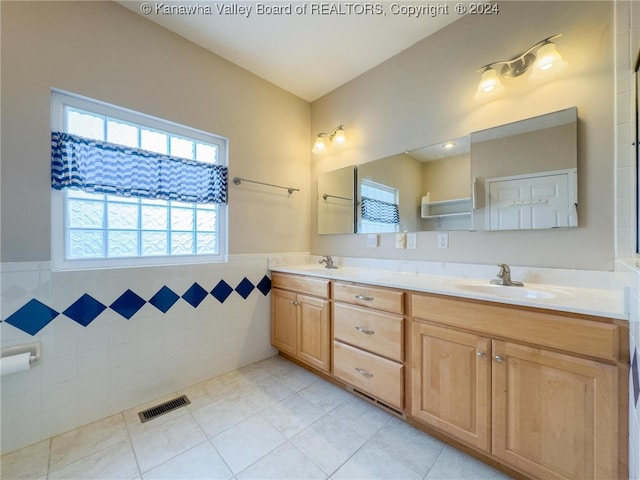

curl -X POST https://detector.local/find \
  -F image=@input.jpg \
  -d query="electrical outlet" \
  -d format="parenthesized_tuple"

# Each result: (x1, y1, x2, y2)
(437, 233, 449, 249)
(367, 234, 379, 248)
(395, 233, 407, 249)
(406, 233, 417, 249)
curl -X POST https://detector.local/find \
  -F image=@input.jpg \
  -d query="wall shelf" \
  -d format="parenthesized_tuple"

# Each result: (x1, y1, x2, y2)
(421, 196, 472, 219)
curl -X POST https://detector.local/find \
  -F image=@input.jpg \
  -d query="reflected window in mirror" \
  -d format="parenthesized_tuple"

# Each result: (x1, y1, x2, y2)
(360, 180, 400, 233)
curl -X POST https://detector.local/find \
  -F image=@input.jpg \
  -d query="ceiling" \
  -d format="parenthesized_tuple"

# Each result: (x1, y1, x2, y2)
(118, 1, 462, 102)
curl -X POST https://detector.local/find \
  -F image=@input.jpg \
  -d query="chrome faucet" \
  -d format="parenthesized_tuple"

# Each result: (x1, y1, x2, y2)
(490, 263, 524, 287)
(319, 255, 338, 269)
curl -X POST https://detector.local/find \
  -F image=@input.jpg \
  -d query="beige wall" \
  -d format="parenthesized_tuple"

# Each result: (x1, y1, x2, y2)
(422, 154, 470, 202)
(311, 1, 615, 270)
(0, 1, 311, 262)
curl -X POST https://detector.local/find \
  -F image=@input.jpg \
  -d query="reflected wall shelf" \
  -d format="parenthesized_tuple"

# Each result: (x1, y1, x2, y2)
(421, 196, 472, 220)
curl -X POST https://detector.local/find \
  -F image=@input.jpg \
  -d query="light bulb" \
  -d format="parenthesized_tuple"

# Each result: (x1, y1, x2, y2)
(529, 42, 567, 82)
(332, 127, 346, 146)
(474, 68, 505, 101)
(312, 136, 327, 154)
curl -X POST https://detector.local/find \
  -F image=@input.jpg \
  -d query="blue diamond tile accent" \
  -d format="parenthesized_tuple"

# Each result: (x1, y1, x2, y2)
(63, 294, 107, 327)
(110, 289, 146, 319)
(182, 282, 208, 308)
(211, 280, 233, 303)
(632, 348, 639, 408)
(235, 277, 255, 299)
(5, 299, 59, 335)
(149, 286, 180, 313)
(256, 275, 271, 296)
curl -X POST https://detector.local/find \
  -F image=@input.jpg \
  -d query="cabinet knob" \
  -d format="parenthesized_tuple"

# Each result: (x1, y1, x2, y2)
(290, 300, 299, 306)
(355, 326, 375, 335)
(355, 367, 374, 378)
(477, 351, 486, 358)
(354, 294, 374, 301)
(494, 355, 504, 363)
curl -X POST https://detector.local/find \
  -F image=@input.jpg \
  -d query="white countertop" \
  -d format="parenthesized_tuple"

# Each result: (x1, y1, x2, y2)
(269, 263, 628, 320)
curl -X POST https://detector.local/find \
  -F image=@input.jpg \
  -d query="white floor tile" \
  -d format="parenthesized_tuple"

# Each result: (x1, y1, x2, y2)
(292, 415, 367, 475)
(332, 443, 422, 480)
(0, 439, 50, 480)
(272, 363, 319, 391)
(191, 390, 257, 438)
(236, 442, 327, 480)
(298, 378, 353, 412)
(0, 356, 516, 480)
(329, 396, 393, 438)
(131, 413, 206, 473)
(211, 414, 286, 474)
(235, 375, 296, 410)
(262, 393, 326, 438)
(142, 441, 233, 479)
(425, 445, 513, 480)
(48, 439, 139, 480)
(369, 417, 446, 476)
(49, 413, 129, 472)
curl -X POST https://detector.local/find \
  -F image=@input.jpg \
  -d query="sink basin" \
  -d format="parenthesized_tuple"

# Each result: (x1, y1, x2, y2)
(451, 281, 569, 300)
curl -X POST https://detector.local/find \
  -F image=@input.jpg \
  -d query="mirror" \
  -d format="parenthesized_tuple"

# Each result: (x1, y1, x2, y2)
(471, 107, 578, 231)
(355, 138, 471, 234)
(316, 108, 578, 235)
(318, 166, 355, 234)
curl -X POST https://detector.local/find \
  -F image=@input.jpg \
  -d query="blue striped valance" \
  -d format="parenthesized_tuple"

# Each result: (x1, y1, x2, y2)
(51, 132, 228, 204)
(361, 196, 400, 224)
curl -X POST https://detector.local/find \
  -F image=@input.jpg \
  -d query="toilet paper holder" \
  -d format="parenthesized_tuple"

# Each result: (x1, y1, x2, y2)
(1, 342, 42, 366)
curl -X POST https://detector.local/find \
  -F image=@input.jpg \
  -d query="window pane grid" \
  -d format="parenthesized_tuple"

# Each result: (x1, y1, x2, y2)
(55, 92, 226, 268)
(64, 191, 219, 259)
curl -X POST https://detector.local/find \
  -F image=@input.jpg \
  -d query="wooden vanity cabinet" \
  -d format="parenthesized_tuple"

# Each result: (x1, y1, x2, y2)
(271, 273, 331, 372)
(332, 282, 405, 409)
(411, 321, 491, 451)
(410, 292, 626, 480)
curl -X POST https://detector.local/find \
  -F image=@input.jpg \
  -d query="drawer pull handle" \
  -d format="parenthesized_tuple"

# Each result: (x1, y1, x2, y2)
(354, 295, 374, 301)
(355, 326, 375, 335)
(355, 367, 374, 378)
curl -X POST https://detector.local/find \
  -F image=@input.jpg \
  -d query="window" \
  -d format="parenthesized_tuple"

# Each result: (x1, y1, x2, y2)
(359, 179, 400, 233)
(51, 90, 228, 270)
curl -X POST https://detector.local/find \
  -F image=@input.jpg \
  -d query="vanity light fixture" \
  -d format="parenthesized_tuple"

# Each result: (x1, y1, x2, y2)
(312, 125, 346, 154)
(474, 34, 567, 101)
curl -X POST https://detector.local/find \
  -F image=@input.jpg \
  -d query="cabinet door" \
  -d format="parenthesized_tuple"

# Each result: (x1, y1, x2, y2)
(270, 288, 298, 356)
(411, 321, 491, 451)
(492, 340, 618, 480)
(298, 294, 330, 372)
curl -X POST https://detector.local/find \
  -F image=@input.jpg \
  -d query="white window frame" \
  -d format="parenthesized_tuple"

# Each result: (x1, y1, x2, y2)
(359, 179, 400, 233)
(51, 89, 228, 270)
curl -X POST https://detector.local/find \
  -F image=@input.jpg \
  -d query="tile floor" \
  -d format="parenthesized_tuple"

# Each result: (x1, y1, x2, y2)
(1, 355, 512, 480)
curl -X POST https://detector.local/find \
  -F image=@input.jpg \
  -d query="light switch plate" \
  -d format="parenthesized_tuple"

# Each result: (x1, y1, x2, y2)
(406, 233, 417, 249)
(395, 233, 407, 249)
(437, 233, 449, 249)
(367, 234, 379, 248)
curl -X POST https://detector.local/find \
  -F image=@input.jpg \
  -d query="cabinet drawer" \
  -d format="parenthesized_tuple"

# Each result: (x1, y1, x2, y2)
(271, 272, 330, 298)
(334, 303, 404, 361)
(411, 293, 620, 362)
(334, 282, 404, 314)
(333, 341, 403, 409)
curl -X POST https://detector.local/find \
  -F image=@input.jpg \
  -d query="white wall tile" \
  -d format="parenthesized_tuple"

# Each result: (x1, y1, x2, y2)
(1, 255, 274, 454)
